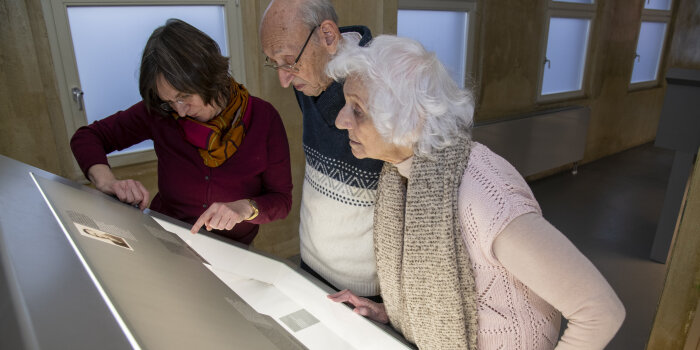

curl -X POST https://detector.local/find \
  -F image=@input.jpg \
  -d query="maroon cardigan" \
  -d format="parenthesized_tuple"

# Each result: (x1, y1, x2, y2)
(70, 96, 292, 244)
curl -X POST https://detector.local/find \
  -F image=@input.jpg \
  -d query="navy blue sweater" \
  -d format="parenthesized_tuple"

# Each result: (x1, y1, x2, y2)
(293, 25, 384, 296)
(294, 25, 383, 206)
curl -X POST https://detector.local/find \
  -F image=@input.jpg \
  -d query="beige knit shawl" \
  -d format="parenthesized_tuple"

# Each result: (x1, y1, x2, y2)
(374, 138, 478, 350)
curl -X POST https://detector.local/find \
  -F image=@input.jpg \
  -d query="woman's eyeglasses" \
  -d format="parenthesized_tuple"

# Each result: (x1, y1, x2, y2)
(160, 94, 192, 112)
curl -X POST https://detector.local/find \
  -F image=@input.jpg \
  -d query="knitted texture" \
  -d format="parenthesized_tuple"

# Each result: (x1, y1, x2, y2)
(374, 139, 478, 350)
(459, 143, 560, 349)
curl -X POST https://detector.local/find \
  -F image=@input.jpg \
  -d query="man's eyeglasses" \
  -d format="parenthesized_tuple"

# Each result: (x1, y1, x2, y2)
(160, 94, 192, 112)
(264, 26, 318, 73)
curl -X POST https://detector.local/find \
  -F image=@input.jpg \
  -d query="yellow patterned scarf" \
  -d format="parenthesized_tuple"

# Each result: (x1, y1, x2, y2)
(175, 79, 250, 167)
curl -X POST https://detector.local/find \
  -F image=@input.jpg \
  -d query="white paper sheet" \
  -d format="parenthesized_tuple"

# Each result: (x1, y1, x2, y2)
(151, 216, 410, 350)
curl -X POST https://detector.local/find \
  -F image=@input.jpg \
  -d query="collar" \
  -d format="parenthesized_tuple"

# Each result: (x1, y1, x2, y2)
(395, 156, 414, 179)
(339, 25, 373, 47)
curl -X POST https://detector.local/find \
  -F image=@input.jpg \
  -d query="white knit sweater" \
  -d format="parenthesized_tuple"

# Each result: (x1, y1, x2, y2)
(299, 156, 379, 296)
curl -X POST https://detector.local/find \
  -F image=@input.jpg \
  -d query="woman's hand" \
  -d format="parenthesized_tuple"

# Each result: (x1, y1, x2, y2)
(88, 164, 149, 210)
(328, 289, 389, 324)
(190, 199, 254, 233)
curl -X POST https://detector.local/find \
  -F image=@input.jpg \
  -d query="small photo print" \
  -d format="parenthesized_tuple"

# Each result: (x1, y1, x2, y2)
(75, 223, 133, 251)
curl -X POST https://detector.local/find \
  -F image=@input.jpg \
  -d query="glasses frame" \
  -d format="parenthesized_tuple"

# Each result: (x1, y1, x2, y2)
(264, 25, 318, 73)
(159, 94, 192, 112)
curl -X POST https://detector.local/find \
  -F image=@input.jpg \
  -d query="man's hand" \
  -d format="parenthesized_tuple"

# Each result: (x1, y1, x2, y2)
(328, 289, 389, 324)
(190, 200, 254, 234)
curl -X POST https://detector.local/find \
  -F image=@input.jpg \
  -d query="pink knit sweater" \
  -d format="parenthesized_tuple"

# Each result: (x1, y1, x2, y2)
(458, 142, 560, 349)
(395, 142, 624, 349)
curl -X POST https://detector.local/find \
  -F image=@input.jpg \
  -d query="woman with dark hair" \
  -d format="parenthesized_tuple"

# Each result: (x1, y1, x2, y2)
(71, 19, 292, 244)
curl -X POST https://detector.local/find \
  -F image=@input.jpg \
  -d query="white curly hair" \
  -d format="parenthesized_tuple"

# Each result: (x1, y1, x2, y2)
(327, 35, 474, 157)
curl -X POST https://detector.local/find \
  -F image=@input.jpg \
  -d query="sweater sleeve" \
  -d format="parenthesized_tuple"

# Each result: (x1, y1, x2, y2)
(247, 100, 293, 224)
(492, 212, 626, 350)
(70, 101, 154, 179)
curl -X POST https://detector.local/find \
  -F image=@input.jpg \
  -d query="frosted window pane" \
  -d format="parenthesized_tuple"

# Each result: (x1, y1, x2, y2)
(397, 10, 468, 88)
(644, 0, 671, 10)
(554, 0, 594, 4)
(67, 6, 228, 155)
(542, 17, 590, 95)
(631, 21, 667, 84)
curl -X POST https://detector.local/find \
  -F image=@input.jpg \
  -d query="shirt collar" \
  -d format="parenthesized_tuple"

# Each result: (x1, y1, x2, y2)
(395, 156, 414, 179)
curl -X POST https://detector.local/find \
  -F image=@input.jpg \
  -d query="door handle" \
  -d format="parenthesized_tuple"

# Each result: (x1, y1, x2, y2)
(71, 87, 84, 111)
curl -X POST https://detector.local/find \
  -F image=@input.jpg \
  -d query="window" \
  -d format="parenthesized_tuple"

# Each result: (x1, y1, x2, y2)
(67, 6, 229, 156)
(630, 0, 672, 88)
(631, 21, 667, 84)
(397, 0, 476, 88)
(541, 17, 591, 95)
(644, 0, 672, 11)
(40, 0, 245, 169)
(538, 1, 596, 101)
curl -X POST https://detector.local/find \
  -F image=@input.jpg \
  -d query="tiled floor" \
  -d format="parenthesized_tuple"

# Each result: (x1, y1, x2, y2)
(529, 143, 674, 350)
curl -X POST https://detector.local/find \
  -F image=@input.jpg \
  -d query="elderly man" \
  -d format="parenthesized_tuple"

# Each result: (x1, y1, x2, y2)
(260, 0, 383, 302)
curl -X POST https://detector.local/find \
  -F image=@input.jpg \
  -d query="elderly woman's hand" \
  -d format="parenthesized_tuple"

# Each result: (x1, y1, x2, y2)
(328, 289, 389, 324)
(190, 199, 254, 233)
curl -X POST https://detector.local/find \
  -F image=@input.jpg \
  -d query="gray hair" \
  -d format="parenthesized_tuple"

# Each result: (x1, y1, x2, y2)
(298, 0, 338, 28)
(327, 35, 474, 157)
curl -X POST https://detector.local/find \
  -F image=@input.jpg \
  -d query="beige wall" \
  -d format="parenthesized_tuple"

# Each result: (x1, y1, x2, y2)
(0, 0, 72, 176)
(1, 0, 698, 260)
(668, 0, 700, 68)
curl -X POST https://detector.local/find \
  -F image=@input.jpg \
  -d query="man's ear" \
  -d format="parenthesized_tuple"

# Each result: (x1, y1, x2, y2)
(319, 19, 341, 55)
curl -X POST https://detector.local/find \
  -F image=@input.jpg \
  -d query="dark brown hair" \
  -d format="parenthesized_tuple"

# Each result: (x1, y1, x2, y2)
(139, 19, 231, 113)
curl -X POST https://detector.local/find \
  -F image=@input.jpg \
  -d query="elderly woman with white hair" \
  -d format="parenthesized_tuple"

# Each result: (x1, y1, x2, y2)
(325, 35, 625, 350)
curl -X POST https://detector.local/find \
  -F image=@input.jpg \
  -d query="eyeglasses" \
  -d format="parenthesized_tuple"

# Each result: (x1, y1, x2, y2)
(160, 94, 192, 112)
(264, 26, 318, 73)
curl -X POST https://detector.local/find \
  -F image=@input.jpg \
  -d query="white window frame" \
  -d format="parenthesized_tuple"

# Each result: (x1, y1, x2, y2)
(629, 4, 672, 90)
(397, 0, 477, 88)
(39, 0, 246, 170)
(536, 1, 596, 102)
